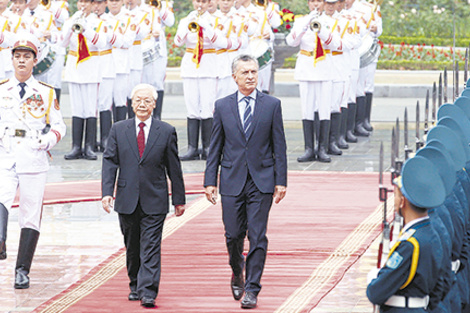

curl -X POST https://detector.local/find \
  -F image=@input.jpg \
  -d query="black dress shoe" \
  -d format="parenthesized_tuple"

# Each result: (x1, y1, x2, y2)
(128, 291, 139, 301)
(14, 269, 30, 289)
(141, 297, 155, 308)
(241, 291, 257, 309)
(231, 273, 244, 300)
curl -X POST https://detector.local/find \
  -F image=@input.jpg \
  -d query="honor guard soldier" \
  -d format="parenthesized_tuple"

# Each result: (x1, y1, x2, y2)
(0, 34, 66, 288)
(61, 0, 107, 160)
(107, 0, 138, 121)
(36, 0, 69, 102)
(123, 0, 151, 118)
(286, 0, 342, 163)
(141, 0, 173, 120)
(174, 0, 229, 161)
(0, 9, 15, 79)
(367, 156, 447, 312)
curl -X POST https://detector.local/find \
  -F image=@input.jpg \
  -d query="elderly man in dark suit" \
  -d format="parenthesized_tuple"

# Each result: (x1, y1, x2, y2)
(101, 83, 186, 308)
(204, 54, 288, 309)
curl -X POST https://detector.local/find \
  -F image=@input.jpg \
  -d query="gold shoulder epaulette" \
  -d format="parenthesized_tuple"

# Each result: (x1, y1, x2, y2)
(39, 81, 54, 89)
(0, 79, 9, 85)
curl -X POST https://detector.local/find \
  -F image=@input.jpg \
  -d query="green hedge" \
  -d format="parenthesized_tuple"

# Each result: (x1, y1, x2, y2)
(377, 60, 454, 71)
(380, 36, 470, 48)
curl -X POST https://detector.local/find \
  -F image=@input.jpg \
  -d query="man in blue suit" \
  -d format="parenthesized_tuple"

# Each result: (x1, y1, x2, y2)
(204, 54, 288, 309)
(101, 84, 186, 308)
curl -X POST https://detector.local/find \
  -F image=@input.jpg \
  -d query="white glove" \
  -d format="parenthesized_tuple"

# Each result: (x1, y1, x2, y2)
(32, 132, 57, 151)
(367, 268, 380, 284)
(197, 18, 210, 30)
(187, 10, 199, 22)
(72, 10, 84, 20)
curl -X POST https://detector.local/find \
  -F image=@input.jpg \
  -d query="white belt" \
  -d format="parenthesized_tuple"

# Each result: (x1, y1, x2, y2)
(452, 259, 461, 273)
(385, 295, 429, 309)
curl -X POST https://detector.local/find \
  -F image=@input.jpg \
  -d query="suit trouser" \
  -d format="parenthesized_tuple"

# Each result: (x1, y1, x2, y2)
(0, 167, 47, 231)
(221, 174, 273, 295)
(118, 203, 166, 299)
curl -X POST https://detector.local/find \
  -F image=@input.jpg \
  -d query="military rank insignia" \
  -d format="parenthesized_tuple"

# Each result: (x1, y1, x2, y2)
(217, 24, 224, 31)
(130, 24, 136, 31)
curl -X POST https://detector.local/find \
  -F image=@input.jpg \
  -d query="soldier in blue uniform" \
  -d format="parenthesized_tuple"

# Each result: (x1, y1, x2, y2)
(367, 155, 447, 312)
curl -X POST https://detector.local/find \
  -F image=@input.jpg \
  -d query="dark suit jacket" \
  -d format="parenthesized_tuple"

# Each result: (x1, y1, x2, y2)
(102, 118, 185, 215)
(204, 90, 287, 196)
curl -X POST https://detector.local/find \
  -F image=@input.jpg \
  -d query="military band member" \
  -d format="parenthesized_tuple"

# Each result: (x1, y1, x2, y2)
(124, 0, 151, 118)
(0, 34, 66, 288)
(174, 0, 229, 161)
(62, 0, 107, 160)
(107, 0, 138, 121)
(0, 4, 15, 79)
(367, 156, 447, 312)
(286, 0, 342, 163)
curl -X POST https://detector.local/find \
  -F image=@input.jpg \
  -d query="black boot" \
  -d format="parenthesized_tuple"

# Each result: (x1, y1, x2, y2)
(54, 88, 61, 103)
(314, 112, 320, 156)
(15, 228, 40, 289)
(346, 103, 358, 143)
(64, 117, 84, 160)
(317, 120, 331, 162)
(200, 118, 213, 160)
(328, 113, 342, 155)
(83, 118, 98, 160)
(364, 92, 373, 131)
(338, 108, 349, 149)
(354, 96, 370, 137)
(0, 203, 8, 260)
(127, 98, 135, 119)
(100, 111, 112, 152)
(297, 120, 315, 162)
(180, 118, 200, 161)
(153, 90, 164, 121)
(115, 106, 127, 121)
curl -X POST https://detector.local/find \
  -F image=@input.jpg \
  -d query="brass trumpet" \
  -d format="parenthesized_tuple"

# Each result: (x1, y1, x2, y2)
(309, 19, 321, 32)
(40, 0, 51, 9)
(254, 0, 267, 8)
(72, 9, 86, 34)
(150, 0, 161, 10)
(187, 10, 202, 33)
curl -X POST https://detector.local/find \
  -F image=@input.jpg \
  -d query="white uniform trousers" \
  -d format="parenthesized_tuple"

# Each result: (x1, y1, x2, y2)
(68, 83, 99, 118)
(257, 63, 272, 92)
(142, 57, 167, 91)
(98, 77, 114, 112)
(216, 76, 237, 100)
(341, 79, 350, 109)
(183, 77, 217, 119)
(331, 81, 345, 114)
(364, 62, 377, 93)
(356, 67, 367, 97)
(0, 167, 47, 231)
(348, 69, 359, 104)
(127, 69, 143, 98)
(299, 80, 332, 120)
(113, 73, 129, 108)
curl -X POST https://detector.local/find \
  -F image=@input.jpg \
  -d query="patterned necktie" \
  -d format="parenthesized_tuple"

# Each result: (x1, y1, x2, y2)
(19, 82, 26, 98)
(243, 97, 252, 137)
(137, 122, 145, 158)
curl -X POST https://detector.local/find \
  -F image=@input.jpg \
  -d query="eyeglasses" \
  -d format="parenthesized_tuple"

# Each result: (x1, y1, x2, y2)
(133, 98, 154, 106)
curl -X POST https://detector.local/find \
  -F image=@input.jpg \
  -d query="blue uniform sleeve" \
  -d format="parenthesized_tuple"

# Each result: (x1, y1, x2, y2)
(366, 241, 414, 305)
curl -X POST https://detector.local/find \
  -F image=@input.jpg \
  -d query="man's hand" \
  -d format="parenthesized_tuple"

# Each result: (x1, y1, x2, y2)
(370, 24, 378, 33)
(175, 205, 185, 216)
(102, 196, 114, 213)
(273, 185, 286, 204)
(152, 29, 160, 38)
(205, 186, 218, 205)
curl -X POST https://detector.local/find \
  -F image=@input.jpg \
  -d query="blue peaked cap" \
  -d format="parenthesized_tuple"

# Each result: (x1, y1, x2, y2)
(416, 146, 456, 196)
(427, 125, 466, 169)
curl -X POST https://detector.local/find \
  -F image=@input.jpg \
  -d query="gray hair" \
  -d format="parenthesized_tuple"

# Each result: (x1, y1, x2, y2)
(130, 83, 158, 100)
(231, 54, 259, 74)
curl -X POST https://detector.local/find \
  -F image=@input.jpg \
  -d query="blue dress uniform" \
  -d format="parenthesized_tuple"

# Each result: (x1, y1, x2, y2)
(367, 156, 448, 312)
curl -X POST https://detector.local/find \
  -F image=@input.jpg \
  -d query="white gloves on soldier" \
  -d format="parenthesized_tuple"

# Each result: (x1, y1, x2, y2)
(31, 132, 57, 151)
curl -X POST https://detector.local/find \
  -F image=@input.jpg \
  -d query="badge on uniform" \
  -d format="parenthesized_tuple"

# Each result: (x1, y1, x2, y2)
(1, 96, 14, 108)
(386, 252, 403, 270)
(26, 94, 44, 112)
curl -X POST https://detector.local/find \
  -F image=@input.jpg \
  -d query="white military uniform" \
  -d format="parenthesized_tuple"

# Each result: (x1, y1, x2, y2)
(61, 12, 107, 118)
(213, 8, 247, 99)
(36, 1, 69, 90)
(109, 9, 138, 110)
(0, 76, 65, 230)
(0, 15, 15, 79)
(3, 10, 29, 78)
(174, 10, 228, 119)
(124, 5, 151, 99)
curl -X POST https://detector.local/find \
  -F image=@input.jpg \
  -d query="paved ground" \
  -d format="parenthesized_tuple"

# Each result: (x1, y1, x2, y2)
(0, 71, 432, 312)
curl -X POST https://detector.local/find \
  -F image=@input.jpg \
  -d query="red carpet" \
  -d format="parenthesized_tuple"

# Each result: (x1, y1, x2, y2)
(33, 171, 386, 313)
(12, 173, 205, 207)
